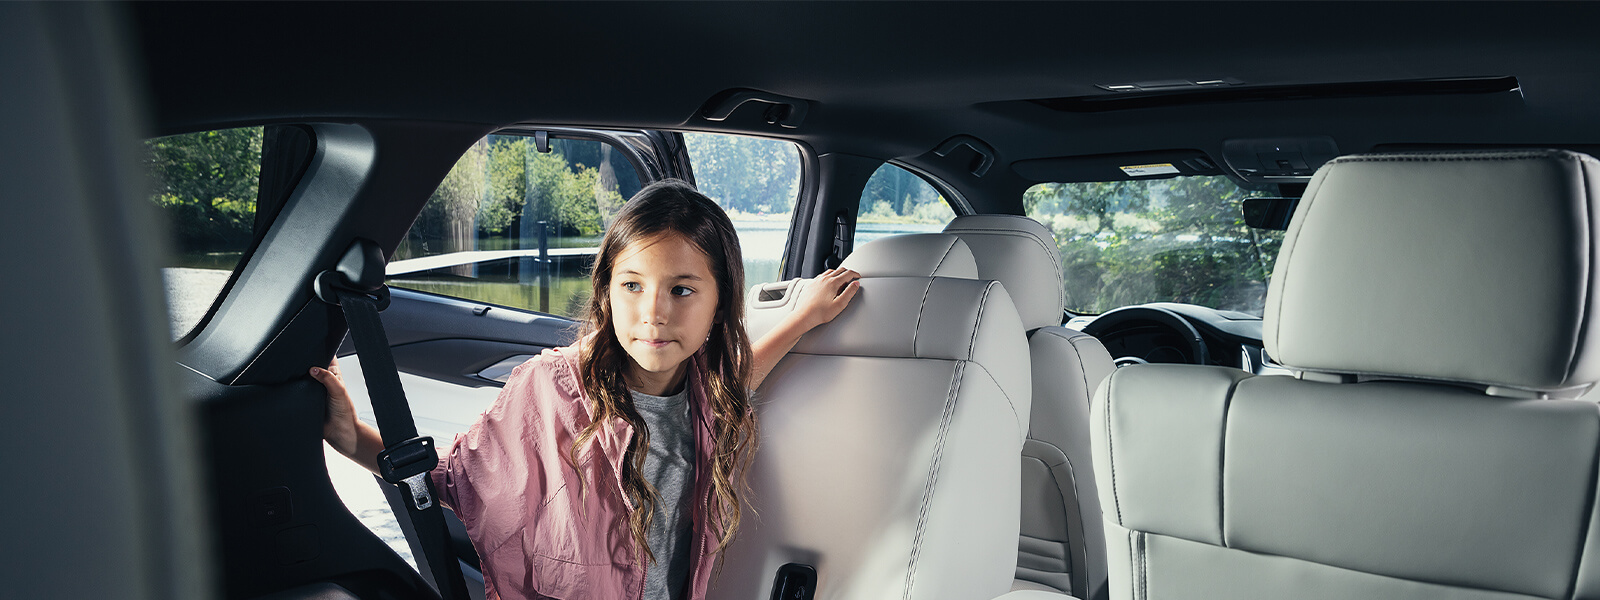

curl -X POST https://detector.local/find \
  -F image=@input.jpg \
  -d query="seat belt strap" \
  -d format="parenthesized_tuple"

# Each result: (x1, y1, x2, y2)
(330, 285, 471, 600)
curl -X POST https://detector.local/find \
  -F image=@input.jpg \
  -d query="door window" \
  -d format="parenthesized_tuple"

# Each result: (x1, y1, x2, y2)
(389, 134, 643, 318)
(853, 163, 956, 247)
(145, 126, 266, 340)
(682, 132, 803, 286)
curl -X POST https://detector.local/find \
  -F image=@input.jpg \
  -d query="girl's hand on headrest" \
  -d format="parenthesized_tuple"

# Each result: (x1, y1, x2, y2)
(794, 267, 861, 330)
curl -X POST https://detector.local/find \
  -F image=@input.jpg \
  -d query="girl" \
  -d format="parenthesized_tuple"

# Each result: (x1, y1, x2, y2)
(316, 179, 860, 600)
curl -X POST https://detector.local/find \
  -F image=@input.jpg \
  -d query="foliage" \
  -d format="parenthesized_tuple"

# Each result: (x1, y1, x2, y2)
(1027, 176, 1283, 315)
(144, 126, 263, 254)
(858, 164, 953, 224)
(400, 136, 624, 261)
(684, 133, 801, 214)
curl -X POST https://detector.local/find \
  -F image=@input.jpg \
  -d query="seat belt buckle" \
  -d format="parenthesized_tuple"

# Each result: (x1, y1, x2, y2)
(377, 436, 439, 510)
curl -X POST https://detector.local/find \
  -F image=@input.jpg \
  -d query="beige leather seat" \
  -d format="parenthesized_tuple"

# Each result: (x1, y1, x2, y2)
(716, 234, 1031, 600)
(944, 216, 1114, 600)
(1094, 150, 1600, 599)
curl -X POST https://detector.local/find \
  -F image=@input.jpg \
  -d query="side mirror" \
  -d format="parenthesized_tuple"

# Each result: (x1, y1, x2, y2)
(1242, 197, 1299, 230)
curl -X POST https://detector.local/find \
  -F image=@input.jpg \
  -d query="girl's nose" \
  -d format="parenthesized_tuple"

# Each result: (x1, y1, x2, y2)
(642, 291, 668, 324)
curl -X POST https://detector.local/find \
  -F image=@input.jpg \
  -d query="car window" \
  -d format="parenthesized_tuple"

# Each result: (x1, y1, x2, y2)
(388, 134, 643, 318)
(853, 163, 956, 247)
(1024, 175, 1284, 316)
(146, 126, 265, 340)
(682, 132, 803, 286)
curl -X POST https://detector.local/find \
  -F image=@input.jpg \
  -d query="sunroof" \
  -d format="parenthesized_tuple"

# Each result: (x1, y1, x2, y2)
(1033, 76, 1520, 113)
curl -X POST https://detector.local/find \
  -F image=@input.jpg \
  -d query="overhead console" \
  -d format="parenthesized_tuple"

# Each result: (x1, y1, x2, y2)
(1222, 136, 1340, 183)
(1012, 148, 1224, 182)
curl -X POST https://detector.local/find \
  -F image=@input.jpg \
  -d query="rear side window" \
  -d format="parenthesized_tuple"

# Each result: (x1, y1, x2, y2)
(389, 134, 643, 318)
(392, 131, 805, 317)
(683, 132, 803, 286)
(146, 126, 264, 340)
(853, 163, 956, 246)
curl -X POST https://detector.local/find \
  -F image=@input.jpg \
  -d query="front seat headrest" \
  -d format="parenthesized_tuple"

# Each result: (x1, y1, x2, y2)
(839, 233, 979, 279)
(1265, 149, 1600, 395)
(944, 215, 1064, 330)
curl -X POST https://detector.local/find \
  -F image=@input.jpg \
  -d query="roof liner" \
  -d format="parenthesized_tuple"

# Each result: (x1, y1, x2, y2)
(126, 1, 1600, 199)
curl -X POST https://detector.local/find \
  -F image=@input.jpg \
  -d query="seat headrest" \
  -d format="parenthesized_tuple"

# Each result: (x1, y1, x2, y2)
(1265, 149, 1600, 394)
(943, 215, 1064, 329)
(839, 233, 978, 279)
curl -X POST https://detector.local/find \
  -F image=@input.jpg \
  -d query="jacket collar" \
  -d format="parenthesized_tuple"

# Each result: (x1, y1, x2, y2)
(556, 342, 714, 479)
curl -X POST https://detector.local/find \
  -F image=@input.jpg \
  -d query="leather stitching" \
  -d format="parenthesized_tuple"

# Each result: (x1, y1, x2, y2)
(1129, 529, 1146, 600)
(1218, 374, 1245, 548)
(1105, 369, 1124, 526)
(929, 237, 957, 276)
(1565, 157, 1594, 384)
(903, 361, 965, 600)
(911, 278, 934, 357)
(968, 281, 995, 361)
(970, 362, 1022, 442)
(1066, 332, 1099, 409)
(1139, 531, 1148, 600)
(1126, 530, 1137, 600)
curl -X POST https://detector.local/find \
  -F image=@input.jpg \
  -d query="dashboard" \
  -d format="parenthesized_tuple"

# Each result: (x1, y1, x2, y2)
(1070, 302, 1286, 375)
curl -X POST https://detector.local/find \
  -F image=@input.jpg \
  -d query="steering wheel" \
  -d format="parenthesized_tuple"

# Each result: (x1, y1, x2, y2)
(1081, 305, 1209, 367)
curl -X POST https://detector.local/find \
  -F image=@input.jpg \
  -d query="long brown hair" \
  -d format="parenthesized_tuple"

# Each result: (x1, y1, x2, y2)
(570, 178, 757, 566)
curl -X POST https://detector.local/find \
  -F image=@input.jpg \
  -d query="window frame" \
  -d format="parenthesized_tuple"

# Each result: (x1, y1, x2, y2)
(149, 124, 314, 346)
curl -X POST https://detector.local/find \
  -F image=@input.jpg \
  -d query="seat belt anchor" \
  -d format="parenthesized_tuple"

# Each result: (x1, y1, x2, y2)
(377, 436, 439, 510)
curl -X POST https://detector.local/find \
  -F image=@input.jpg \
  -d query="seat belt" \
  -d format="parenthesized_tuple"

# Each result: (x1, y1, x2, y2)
(315, 239, 470, 600)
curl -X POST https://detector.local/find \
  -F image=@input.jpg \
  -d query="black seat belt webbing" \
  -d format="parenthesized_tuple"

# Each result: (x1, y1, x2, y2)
(335, 289, 471, 600)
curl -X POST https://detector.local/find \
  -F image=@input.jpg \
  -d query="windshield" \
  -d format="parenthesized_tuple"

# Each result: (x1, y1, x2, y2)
(1024, 175, 1284, 317)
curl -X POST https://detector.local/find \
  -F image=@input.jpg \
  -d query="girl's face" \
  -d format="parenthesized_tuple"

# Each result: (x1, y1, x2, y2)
(609, 233, 720, 395)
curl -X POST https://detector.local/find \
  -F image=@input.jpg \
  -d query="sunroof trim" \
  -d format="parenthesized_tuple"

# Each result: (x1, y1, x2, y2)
(1038, 76, 1520, 113)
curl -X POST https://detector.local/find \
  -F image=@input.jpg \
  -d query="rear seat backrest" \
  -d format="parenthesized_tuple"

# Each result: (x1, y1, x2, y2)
(945, 215, 1115, 600)
(717, 234, 1032, 600)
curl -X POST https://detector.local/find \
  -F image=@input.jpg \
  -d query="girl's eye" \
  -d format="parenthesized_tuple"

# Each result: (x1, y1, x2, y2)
(621, 281, 642, 292)
(672, 285, 693, 297)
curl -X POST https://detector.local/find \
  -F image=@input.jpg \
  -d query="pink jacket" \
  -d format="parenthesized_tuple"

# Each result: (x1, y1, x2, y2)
(429, 345, 721, 600)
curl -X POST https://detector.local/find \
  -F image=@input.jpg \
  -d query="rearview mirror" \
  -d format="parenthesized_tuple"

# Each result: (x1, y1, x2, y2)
(1242, 197, 1299, 230)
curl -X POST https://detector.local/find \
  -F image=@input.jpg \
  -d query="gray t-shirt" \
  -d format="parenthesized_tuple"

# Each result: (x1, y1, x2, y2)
(631, 387, 696, 600)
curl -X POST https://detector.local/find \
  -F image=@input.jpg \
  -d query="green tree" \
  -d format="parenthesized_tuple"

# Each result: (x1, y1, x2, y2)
(684, 133, 801, 214)
(1028, 176, 1282, 315)
(480, 137, 529, 235)
(419, 138, 488, 274)
(526, 149, 616, 237)
(858, 164, 953, 224)
(144, 127, 264, 254)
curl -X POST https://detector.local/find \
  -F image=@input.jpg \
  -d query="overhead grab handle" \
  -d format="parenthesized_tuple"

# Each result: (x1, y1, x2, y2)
(933, 135, 996, 178)
(700, 88, 810, 129)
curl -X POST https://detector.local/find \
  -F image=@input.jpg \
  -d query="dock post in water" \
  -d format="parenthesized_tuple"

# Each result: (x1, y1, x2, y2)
(538, 220, 550, 313)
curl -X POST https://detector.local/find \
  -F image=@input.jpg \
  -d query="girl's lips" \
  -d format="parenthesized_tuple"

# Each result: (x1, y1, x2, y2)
(639, 339, 672, 348)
